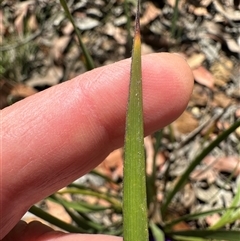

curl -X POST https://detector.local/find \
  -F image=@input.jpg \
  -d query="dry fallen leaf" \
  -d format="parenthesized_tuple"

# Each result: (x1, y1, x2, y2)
(167, 0, 184, 9)
(27, 66, 63, 87)
(144, 136, 167, 175)
(187, 53, 206, 69)
(188, 4, 209, 16)
(224, 34, 240, 53)
(235, 126, 240, 138)
(141, 43, 154, 55)
(210, 57, 234, 86)
(0, 79, 37, 109)
(235, 108, 240, 118)
(104, 22, 127, 45)
(191, 167, 217, 184)
(14, 1, 33, 35)
(205, 213, 221, 226)
(51, 36, 72, 62)
(140, 2, 161, 26)
(10, 83, 37, 98)
(173, 111, 199, 134)
(203, 156, 240, 177)
(192, 66, 215, 89)
(212, 92, 232, 108)
(27, 14, 38, 32)
(62, 21, 74, 35)
(190, 84, 209, 107)
(46, 197, 72, 224)
(96, 148, 123, 180)
(144, 135, 154, 175)
(213, 0, 240, 21)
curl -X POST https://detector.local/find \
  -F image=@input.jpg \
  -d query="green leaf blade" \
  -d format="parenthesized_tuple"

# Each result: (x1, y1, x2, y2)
(168, 230, 240, 241)
(59, 0, 95, 70)
(123, 1, 148, 241)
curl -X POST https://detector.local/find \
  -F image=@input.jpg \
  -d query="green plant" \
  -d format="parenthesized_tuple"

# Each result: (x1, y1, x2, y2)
(170, 0, 180, 39)
(123, 0, 148, 240)
(59, 0, 94, 70)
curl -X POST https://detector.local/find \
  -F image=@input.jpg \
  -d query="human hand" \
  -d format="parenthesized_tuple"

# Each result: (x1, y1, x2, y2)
(1, 53, 193, 241)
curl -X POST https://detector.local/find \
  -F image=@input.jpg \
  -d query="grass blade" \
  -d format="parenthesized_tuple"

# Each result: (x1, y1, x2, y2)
(29, 205, 83, 233)
(149, 222, 165, 241)
(168, 230, 240, 241)
(164, 206, 240, 229)
(209, 184, 240, 230)
(123, 1, 148, 241)
(59, 0, 95, 70)
(161, 119, 240, 216)
(58, 186, 122, 212)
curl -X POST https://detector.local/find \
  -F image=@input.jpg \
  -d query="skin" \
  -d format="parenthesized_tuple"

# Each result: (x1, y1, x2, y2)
(1, 53, 194, 241)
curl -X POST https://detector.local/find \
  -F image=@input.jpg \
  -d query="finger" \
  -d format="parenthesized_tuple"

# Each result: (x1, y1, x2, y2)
(1, 53, 193, 238)
(2, 221, 122, 241)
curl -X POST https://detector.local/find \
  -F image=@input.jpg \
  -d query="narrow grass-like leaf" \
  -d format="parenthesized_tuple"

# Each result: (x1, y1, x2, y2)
(164, 206, 240, 229)
(58, 187, 122, 212)
(168, 230, 240, 241)
(209, 183, 240, 230)
(29, 205, 83, 233)
(49, 195, 103, 232)
(59, 0, 94, 70)
(123, 1, 148, 241)
(161, 119, 240, 216)
(90, 170, 119, 184)
(48, 195, 107, 213)
(170, 0, 180, 38)
(149, 222, 165, 241)
(170, 235, 206, 241)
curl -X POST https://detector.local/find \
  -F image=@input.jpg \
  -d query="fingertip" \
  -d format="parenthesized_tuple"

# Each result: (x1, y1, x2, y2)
(140, 53, 194, 133)
(143, 52, 194, 100)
